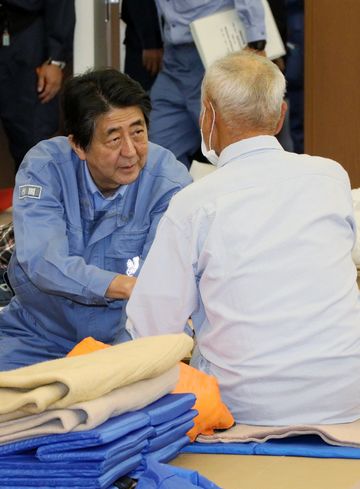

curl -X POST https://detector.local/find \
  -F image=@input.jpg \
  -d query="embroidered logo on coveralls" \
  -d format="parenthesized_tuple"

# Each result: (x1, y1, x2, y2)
(19, 185, 42, 199)
(126, 256, 140, 276)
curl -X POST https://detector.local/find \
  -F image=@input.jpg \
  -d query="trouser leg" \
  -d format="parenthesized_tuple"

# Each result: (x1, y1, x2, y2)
(149, 44, 205, 168)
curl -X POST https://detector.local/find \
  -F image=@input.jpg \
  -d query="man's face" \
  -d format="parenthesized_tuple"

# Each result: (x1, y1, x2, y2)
(71, 106, 148, 194)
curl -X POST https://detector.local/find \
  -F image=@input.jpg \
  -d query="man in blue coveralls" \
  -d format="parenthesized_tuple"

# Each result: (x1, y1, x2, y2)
(150, 0, 267, 168)
(0, 69, 192, 371)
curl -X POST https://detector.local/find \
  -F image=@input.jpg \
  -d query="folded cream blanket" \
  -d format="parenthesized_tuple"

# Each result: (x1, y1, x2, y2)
(0, 365, 178, 444)
(196, 418, 360, 448)
(0, 334, 192, 418)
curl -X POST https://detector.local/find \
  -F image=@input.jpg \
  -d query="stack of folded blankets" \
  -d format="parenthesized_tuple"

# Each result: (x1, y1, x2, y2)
(0, 334, 196, 488)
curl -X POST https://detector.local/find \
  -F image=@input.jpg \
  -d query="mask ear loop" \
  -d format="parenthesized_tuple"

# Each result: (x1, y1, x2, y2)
(201, 103, 216, 151)
(200, 107, 206, 128)
(208, 102, 216, 151)
(200, 107, 209, 151)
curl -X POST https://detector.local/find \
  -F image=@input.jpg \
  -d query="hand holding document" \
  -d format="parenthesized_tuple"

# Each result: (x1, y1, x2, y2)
(190, 0, 286, 68)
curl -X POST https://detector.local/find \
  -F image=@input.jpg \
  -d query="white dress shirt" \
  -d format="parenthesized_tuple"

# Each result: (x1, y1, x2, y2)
(127, 135, 360, 426)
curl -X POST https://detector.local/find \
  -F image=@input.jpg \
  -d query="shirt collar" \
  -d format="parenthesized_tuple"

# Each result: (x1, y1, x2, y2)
(217, 135, 284, 169)
(85, 162, 127, 200)
(84, 162, 128, 211)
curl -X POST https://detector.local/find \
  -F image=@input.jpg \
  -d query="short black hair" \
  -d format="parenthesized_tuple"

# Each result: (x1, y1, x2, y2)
(62, 69, 152, 150)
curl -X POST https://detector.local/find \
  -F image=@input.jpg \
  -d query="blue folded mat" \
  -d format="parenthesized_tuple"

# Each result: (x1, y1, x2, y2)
(0, 393, 197, 488)
(153, 410, 198, 437)
(0, 393, 195, 457)
(0, 411, 149, 456)
(37, 426, 153, 461)
(34, 395, 195, 461)
(136, 459, 222, 489)
(146, 435, 191, 463)
(181, 435, 360, 459)
(0, 452, 142, 488)
(141, 394, 196, 425)
(147, 420, 194, 453)
(131, 435, 191, 478)
(0, 440, 147, 478)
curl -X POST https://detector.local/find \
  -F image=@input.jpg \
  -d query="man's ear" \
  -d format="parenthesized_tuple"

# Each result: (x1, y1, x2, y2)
(68, 135, 86, 161)
(274, 100, 288, 135)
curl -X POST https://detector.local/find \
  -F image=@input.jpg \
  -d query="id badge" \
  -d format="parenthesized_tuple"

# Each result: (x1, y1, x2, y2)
(2, 29, 10, 46)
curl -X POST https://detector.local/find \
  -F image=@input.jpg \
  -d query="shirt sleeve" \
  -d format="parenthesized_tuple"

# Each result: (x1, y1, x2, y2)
(235, 0, 266, 43)
(126, 214, 198, 338)
(13, 162, 117, 306)
(44, 0, 76, 61)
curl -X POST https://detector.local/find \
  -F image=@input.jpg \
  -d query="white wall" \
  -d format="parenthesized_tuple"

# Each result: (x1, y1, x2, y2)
(74, 0, 125, 75)
(74, 0, 96, 74)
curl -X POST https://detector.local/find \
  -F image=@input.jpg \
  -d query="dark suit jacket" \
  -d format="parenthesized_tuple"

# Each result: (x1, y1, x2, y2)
(2, 0, 75, 61)
(121, 0, 162, 91)
(121, 0, 162, 51)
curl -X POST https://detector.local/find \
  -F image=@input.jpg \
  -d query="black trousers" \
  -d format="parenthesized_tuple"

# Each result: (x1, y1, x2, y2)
(0, 17, 59, 171)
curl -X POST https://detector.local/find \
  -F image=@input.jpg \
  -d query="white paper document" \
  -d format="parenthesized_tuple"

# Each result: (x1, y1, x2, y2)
(190, 0, 286, 68)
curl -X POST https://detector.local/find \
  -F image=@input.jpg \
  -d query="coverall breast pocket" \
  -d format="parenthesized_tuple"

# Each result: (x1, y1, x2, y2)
(105, 231, 147, 276)
(173, 0, 211, 13)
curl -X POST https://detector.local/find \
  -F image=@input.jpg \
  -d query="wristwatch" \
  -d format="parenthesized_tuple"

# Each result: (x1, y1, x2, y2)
(47, 58, 66, 70)
(247, 40, 266, 52)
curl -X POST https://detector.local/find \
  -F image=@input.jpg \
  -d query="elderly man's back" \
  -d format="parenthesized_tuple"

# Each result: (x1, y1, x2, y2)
(126, 51, 360, 426)
(127, 135, 360, 425)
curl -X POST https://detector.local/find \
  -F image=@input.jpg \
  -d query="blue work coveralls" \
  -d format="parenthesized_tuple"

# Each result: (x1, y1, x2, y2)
(0, 137, 192, 370)
(149, 0, 266, 167)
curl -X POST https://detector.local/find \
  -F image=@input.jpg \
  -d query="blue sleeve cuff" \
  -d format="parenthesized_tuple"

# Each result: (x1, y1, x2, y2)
(85, 270, 118, 304)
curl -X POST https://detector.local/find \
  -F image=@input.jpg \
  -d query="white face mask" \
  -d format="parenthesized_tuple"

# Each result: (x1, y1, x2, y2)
(200, 102, 219, 166)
